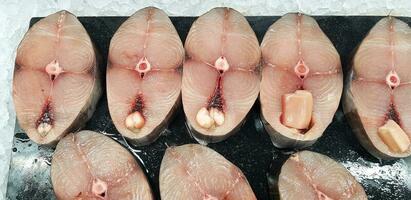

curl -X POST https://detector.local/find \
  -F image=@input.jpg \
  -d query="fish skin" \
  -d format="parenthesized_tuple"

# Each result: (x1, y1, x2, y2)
(343, 17, 411, 159)
(159, 144, 256, 200)
(13, 10, 101, 145)
(260, 13, 342, 148)
(51, 130, 154, 200)
(182, 7, 261, 143)
(107, 7, 184, 146)
(278, 151, 367, 200)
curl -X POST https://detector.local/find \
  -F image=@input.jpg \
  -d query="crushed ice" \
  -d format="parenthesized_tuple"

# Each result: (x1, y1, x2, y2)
(342, 156, 410, 197)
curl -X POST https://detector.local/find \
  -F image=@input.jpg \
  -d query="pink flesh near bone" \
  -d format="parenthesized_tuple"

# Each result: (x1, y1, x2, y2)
(159, 144, 256, 200)
(343, 17, 411, 159)
(260, 13, 342, 148)
(182, 7, 260, 142)
(51, 130, 153, 200)
(13, 10, 101, 144)
(278, 151, 367, 200)
(107, 7, 184, 145)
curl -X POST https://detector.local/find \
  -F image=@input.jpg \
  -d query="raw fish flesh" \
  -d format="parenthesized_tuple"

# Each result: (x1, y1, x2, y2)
(343, 17, 411, 159)
(13, 10, 101, 144)
(182, 7, 260, 143)
(260, 13, 342, 148)
(159, 144, 256, 200)
(277, 151, 367, 200)
(51, 130, 153, 200)
(107, 7, 184, 145)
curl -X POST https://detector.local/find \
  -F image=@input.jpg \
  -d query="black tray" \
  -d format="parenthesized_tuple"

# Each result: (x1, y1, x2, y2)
(6, 16, 411, 200)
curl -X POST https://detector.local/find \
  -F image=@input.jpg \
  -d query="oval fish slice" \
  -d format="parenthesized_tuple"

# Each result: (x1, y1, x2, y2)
(51, 130, 154, 200)
(260, 13, 342, 148)
(13, 10, 101, 144)
(107, 7, 184, 145)
(182, 7, 261, 143)
(159, 144, 256, 200)
(277, 151, 367, 200)
(343, 17, 411, 159)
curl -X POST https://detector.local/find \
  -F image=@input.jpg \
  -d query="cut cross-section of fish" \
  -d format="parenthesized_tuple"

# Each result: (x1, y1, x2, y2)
(159, 144, 256, 200)
(51, 130, 153, 200)
(107, 7, 184, 146)
(277, 151, 367, 200)
(343, 17, 411, 159)
(260, 13, 342, 148)
(13, 10, 101, 145)
(182, 7, 261, 143)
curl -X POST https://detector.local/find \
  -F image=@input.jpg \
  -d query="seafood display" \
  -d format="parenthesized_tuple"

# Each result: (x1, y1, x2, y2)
(8, 8, 411, 200)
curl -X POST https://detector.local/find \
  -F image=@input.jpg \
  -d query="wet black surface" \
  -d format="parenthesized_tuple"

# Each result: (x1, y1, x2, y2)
(6, 16, 411, 200)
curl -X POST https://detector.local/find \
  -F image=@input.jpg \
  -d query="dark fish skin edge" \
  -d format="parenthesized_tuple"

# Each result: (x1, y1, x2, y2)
(267, 152, 289, 200)
(260, 110, 318, 149)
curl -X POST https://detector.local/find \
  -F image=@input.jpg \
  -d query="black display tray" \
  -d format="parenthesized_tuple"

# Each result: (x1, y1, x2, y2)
(6, 16, 411, 200)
